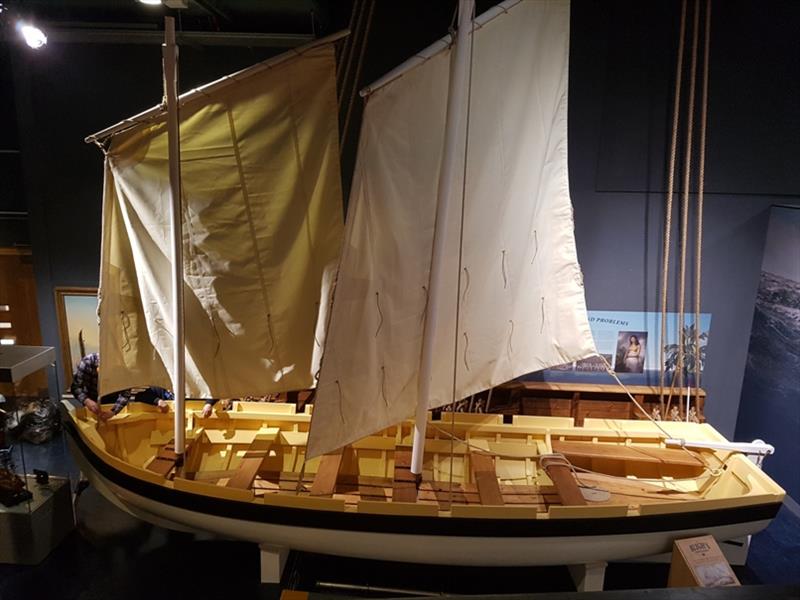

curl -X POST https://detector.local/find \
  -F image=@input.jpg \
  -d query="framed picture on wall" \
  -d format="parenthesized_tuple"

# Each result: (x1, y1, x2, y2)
(54, 287, 99, 387)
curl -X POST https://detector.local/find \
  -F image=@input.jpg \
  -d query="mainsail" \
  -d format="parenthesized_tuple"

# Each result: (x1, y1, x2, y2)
(308, 0, 596, 458)
(96, 40, 344, 399)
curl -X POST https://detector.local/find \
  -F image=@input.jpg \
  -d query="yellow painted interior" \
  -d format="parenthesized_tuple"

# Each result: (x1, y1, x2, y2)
(64, 401, 786, 518)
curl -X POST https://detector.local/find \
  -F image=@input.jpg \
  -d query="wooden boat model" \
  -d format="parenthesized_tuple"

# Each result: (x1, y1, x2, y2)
(63, 400, 784, 566)
(71, 0, 786, 573)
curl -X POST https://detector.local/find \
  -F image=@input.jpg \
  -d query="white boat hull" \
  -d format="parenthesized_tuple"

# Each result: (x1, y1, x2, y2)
(69, 434, 775, 567)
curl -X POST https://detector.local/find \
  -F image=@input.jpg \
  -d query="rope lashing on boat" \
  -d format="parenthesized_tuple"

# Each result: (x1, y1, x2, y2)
(694, 0, 712, 415)
(660, 0, 688, 412)
(462, 332, 470, 371)
(374, 291, 384, 337)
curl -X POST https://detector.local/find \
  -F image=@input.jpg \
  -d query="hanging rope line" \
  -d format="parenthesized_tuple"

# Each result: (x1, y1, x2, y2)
(340, 0, 376, 154)
(676, 0, 701, 403)
(694, 0, 712, 415)
(336, 0, 362, 87)
(337, 0, 365, 105)
(659, 0, 688, 413)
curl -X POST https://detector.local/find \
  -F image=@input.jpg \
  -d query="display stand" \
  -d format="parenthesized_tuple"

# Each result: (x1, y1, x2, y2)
(260, 543, 290, 584)
(0, 344, 74, 565)
(0, 475, 73, 564)
(567, 561, 607, 592)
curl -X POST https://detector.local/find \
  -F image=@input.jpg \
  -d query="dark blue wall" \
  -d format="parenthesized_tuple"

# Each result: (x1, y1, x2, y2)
(569, 0, 799, 439)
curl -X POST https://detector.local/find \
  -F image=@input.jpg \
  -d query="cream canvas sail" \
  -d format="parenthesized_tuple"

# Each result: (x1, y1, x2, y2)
(308, 0, 596, 458)
(98, 42, 343, 399)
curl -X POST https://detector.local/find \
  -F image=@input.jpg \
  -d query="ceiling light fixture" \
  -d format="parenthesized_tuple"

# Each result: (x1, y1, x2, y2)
(17, 22, 47, 49)
(138, 0, 163, 5)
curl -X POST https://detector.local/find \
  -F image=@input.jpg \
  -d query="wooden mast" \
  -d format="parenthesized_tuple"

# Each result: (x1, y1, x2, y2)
(411, 0, 474, 476)
(163, 17, 186, 456)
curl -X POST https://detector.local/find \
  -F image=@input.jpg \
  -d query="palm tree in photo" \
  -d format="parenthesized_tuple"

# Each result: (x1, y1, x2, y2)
(664, 323, 707, 386)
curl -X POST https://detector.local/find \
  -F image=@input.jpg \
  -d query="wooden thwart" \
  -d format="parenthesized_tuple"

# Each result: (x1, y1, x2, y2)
(392, 449, 418, 503)
(310, 447, 345, 497)
(543, 461, 587, 506)
(552, 440, 703, 468)
(469, 452, 504, 506)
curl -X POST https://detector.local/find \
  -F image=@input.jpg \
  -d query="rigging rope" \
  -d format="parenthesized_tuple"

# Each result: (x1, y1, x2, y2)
(676, 0, 701, 401)
(340, 0, 376, 154)
(695, 0, 712, 415)
(336, 0, 362, 88)
(337, 0, 365, 104)
(659, 0, 688, 413)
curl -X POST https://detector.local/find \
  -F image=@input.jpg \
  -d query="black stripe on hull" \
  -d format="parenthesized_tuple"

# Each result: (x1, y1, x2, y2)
(65, 420, 781, 538)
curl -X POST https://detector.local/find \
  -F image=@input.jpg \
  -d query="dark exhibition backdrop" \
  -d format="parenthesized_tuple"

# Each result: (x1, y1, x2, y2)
(0, 1, 798, 496)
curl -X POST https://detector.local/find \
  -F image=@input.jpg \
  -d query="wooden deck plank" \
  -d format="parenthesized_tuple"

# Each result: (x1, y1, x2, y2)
(392, 450, 418, 503)
(226, 456, 267, 489)
(309, 448, 345, 497)
(543, 462, 587, 506)
(551, 440, 703, 468)
(470, 452, 504, 506)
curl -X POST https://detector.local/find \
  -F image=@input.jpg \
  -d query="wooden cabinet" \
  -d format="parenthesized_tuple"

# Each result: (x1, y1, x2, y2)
(0, 249, 46, 397)
(491, 381, 706, 425)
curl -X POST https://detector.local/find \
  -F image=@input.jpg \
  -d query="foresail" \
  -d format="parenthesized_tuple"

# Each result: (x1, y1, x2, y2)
(98, 43, 343, 398)
(308, 0, 596, 458)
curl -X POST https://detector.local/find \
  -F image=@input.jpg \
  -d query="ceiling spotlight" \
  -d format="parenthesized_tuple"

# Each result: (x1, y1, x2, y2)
(17, 23, 47, 49)
(138, 0, 163, 5)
